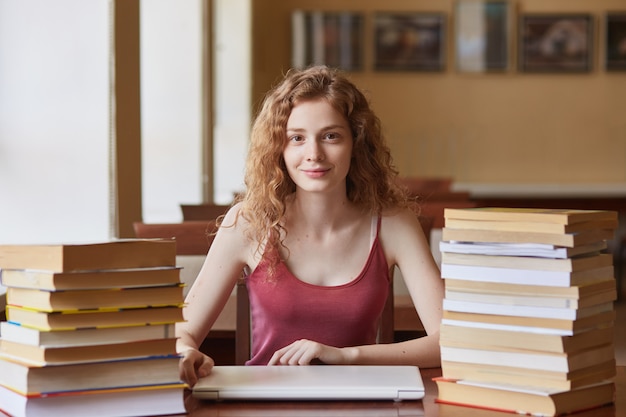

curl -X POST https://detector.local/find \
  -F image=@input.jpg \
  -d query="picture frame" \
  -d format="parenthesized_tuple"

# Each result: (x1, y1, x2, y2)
(373, 12, 446, 71)
(291, 10, 364, 72)
(605, 12, 626, 71)
(455, 0, 512, 72)
(519, 14, 594, 73)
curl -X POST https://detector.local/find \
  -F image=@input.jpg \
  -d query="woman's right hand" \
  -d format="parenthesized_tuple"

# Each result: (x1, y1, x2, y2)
(179, 348, 214, 388)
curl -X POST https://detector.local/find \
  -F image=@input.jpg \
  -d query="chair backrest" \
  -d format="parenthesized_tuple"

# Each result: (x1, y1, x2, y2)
(132, 221, 216, 255)
(180, 204, 231, 222)
(396, 176, 453, 196)
(410, 199, 477, 230)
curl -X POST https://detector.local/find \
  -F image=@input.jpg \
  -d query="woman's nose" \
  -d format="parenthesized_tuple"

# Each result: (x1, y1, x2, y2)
(306, 140, 324, 161)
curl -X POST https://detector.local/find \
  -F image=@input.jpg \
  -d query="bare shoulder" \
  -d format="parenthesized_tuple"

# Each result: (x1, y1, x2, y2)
(218, 202, 250, 233)
(211, 203, 252, 249)
(215, 202, 261, 267)
(379, 207, 431, 264)
(380, 207, 422, 232)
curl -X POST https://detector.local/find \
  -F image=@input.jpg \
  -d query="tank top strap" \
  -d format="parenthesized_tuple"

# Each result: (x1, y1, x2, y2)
(370, 215, 381, 247)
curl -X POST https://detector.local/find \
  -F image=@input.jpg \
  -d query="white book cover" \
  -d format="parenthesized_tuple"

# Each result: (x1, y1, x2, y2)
(442, 299, 613, 320)
(439, 240, 606, 259)
(440, 344, 614, 372)
(440, 264, 612, 287)
(441, 318, 575, 336)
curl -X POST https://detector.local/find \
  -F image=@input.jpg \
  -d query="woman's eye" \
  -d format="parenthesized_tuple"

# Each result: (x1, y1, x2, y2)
(289, 135, 304, 142)
(324, 132, 338, 140)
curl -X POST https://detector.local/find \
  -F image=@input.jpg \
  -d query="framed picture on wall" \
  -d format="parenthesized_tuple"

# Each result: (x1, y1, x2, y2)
(455, 0, 512, 72)
(519, 14, 594, 73)
(605, 12, 626, 71)
(373, 12, 446, 71)
(291, 10, 364, 72)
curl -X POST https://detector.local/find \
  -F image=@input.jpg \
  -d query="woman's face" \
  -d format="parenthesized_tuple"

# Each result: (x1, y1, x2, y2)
(283, 98, 353, 195)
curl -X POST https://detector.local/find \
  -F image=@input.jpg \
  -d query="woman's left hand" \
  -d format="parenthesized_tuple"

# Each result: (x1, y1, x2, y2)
(267, 339, 354, 365)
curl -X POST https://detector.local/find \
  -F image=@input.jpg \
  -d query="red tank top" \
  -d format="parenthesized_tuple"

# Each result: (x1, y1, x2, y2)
(245, 217, 390, 365)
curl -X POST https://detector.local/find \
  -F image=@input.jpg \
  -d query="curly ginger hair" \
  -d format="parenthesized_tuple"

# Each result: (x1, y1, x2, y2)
(233, 66, 408, 259)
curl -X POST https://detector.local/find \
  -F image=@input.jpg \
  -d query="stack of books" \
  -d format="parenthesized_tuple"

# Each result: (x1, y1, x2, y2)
(0, 239, 186, 417)
(435, 207, 618, 416)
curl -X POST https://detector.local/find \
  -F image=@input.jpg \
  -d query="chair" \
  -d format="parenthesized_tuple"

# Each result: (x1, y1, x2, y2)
(396, 176, 453, 196)
(180, 204, 231, 221)
(132, 220, 216, 255)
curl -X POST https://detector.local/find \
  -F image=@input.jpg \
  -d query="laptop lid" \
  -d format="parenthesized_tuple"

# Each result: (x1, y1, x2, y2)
(192, 365, 425, 401)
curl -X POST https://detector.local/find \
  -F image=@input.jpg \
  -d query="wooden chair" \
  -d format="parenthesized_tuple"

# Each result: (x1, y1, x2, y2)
(396, 176, 453, 195)
(396, 177, 477, 229)
(132, 220, 216, 255)
(180, 204, 231, 221)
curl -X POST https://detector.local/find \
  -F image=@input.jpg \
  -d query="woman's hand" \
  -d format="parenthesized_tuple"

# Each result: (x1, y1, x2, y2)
(268, 339, 356, 366)
(179, 348, 214, 387)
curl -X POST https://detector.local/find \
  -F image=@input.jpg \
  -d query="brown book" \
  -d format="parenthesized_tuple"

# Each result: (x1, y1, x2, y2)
(442, 309, 616, 334)
(441, 359, 616, 391)
(443, 207, 618, 225)
(435, 377, 614, 416)
(440, 323, 614, 353)
(441, 252, 613, 272)
(6, 285, 184, 312)
(441, 227, 614, 248)
(0, 267, 181, 291)
(0, 239, 176, 272)
(0, 354, 181, 395)
(0, 321, 175, 348)
(443, 217, 618, 234)
(0, 338, 177, 366)
(6, 305, 184, 331)
(444, 278, 617, 309)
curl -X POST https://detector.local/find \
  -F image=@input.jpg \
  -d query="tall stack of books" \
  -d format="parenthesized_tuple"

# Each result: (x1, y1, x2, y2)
(435, 207, 618, 416)
(0, 239, 186, 417)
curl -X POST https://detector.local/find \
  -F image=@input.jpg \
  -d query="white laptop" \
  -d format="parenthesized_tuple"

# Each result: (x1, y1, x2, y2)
(192, 365, 425, 401)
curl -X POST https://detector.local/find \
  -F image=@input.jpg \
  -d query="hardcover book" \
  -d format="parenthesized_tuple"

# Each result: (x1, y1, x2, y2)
(0, 239, 176, 272)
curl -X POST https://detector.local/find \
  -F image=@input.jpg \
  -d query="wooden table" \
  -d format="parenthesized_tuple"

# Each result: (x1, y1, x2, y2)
(179, 366, 625, 417)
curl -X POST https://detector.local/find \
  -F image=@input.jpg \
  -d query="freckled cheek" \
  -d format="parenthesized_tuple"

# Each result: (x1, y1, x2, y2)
(284, 147, 309, 166)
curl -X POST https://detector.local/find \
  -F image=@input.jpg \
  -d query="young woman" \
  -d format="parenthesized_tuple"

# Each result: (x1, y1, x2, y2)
(177, 66, 443, 387)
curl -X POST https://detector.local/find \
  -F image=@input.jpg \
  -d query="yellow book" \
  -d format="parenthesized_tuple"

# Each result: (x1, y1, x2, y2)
(6, 285, 184, 312)
(443, 208, 618, 225)
(6, 305, 184, 331)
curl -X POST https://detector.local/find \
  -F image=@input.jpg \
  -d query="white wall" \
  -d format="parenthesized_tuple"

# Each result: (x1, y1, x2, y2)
(0, 0, 110, 244)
